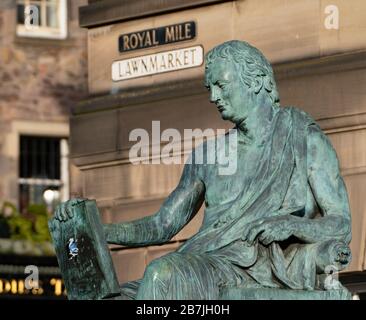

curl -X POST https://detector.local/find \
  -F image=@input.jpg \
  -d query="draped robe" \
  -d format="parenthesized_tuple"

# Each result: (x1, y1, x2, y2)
(120, 107, 350, 299)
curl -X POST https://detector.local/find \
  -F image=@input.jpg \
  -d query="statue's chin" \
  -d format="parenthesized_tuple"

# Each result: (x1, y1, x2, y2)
(221, 112, 243, 125)
(220, 111, 231, 121)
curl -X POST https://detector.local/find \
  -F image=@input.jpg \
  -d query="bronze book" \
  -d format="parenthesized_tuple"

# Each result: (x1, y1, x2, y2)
(48, 199, 120, 300)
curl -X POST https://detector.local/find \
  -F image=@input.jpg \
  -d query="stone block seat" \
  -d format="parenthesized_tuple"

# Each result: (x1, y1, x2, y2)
(219, 287, 351, 300)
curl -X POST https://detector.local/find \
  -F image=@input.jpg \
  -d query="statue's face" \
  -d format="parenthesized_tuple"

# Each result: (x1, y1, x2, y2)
(205, 58, 249, 124)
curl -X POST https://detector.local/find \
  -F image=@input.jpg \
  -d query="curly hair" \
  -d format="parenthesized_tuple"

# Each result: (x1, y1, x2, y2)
(205, 40, 280, 107)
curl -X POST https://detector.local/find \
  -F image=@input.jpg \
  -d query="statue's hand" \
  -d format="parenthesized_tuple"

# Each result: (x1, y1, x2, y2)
(245, 216, 294, 246)
(54, 198, 85, 222)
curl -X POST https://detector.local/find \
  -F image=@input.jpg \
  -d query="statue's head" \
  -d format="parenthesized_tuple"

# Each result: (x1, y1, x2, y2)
(204, 40, 280, 124)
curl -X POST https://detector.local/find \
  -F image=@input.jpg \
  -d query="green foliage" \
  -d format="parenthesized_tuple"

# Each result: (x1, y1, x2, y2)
(0, 201, 51, 242)
(27, 203, 49, 217)
(8, 216, 33, 240)
(33, 215, 51, 242)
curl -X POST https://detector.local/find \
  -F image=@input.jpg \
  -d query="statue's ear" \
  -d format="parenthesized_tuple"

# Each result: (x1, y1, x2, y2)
(253, 75, 263, 94)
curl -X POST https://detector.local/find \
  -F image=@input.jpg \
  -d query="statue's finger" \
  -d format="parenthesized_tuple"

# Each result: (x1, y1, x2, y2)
(65, 201, 74, 219)
(59, 203, 67, 221)
(56, 205, 63, 221)
(258, 232, 267, 241)
(69, 207, 74, 218)
(54, 206, 61, 221)
(247, 226, 263, 244)
(242, 224, 254, 240)
(246, 229, 256, 244)
(70, 198, 79, 206)
(261, 235, 273, 246)
(66, 207, 73, 219)
(71, 197, 84, 206)
(258, 231, 271, 245)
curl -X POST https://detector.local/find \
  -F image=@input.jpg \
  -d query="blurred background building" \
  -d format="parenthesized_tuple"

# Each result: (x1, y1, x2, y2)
(1, 0, 366, 299)
(0, 0, 87, 299)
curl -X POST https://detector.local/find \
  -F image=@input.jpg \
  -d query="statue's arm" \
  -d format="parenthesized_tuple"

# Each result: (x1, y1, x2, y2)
(290, 124, 352, 244)
(103, 161, 205, 246)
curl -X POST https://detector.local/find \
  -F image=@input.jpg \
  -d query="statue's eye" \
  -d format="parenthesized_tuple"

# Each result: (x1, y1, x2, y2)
(205, 85, 211, 91)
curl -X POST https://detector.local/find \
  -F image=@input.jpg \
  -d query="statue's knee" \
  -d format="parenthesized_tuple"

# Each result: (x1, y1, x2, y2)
(143, 257, 174, 284)
(313, 240, 351, 273)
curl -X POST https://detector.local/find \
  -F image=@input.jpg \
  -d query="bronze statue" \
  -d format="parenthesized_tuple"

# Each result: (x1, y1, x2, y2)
(54, 40, 352, 300)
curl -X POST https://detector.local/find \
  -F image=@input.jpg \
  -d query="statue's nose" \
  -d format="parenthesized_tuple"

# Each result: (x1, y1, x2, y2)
(210, 88, 220, 104)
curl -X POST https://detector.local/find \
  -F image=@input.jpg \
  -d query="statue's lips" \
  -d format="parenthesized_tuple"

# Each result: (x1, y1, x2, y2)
(217, 105, 226, 112)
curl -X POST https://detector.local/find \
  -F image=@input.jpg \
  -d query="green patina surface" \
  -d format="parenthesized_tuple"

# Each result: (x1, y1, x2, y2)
(49, 200, 120, 300)
(51, 40, 352, 300)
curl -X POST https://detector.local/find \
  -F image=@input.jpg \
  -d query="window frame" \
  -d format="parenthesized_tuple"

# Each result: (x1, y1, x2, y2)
(18, 135, 69, 213)
(16, 0, 68, 40)
(2, 120, 69, 212)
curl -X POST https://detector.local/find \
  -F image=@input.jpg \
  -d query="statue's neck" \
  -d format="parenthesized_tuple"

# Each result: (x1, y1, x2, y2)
(236, 104, 279, 145)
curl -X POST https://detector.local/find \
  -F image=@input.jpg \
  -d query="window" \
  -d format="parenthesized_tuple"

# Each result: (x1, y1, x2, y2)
(18, 136, 69, 213)
(16, 0, 67, 39)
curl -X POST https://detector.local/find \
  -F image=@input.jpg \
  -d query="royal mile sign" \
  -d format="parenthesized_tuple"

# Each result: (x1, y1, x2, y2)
(113, 21, 202, 82)
(119, 21, 196, 52)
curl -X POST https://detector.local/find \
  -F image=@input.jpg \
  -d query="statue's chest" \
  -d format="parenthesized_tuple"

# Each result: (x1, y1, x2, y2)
(203, 145, 263, 207)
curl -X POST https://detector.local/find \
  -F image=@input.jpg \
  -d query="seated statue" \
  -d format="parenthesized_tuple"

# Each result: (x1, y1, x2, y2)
(55, 40, 352, 300)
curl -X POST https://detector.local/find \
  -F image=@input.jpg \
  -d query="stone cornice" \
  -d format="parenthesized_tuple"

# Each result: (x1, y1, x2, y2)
(79, 0, 235, 28)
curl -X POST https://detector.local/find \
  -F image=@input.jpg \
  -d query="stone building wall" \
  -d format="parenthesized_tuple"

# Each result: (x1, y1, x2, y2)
(0, 0, 88, 204)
